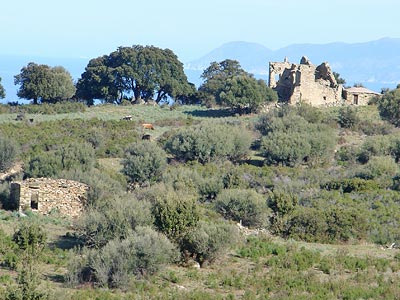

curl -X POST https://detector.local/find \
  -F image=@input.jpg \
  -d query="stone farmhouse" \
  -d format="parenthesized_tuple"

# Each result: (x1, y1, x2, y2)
(343, 86, 381, 105)
(268, 56, 379, 106)
(10, 178, 88, 218)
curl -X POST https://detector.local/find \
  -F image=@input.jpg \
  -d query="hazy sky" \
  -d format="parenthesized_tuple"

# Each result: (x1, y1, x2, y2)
(1, 0, 399, 62)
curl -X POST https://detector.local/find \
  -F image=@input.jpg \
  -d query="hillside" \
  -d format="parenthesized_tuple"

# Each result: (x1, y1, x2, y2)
(1, 102, 400, 298)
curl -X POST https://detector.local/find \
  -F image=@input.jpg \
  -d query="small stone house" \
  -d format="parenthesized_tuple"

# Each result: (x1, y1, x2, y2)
(343, 86, 381, 105)
(10, 178, 88, 218)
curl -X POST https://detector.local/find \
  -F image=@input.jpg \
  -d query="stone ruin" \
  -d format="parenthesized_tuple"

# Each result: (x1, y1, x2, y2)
(10, 178, 88, 218)
(269, 56, 344, 106)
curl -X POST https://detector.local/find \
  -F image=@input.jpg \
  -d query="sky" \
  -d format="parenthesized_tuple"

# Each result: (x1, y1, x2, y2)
(1, 0, 399, 63)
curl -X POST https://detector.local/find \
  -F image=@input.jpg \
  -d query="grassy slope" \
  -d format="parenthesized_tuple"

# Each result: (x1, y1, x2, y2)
(2, 104, 400, 299)
(0, 105, 255, 124)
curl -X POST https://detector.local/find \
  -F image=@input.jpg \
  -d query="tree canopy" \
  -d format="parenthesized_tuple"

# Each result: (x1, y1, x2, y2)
(377, 86, 400, 126)
(76, 46, 194, 104)
(0, 77, 5, 99)
(220, 75, 277, 114)
(199, 59, 277, 113)
(14, 62, 76, 104)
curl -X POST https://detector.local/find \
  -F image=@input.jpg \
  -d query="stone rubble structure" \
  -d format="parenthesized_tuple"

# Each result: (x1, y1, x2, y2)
(10, 178, 88, 218)
(269, 56, 344, 106)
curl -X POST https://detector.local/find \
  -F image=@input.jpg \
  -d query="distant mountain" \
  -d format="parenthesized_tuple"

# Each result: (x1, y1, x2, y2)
(185, 38, 400, 91)
(185, 41, 272, 75)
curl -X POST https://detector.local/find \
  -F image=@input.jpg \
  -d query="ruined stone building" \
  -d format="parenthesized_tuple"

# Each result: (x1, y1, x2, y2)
(269, 56, 344, 106)
(343, 86, 380, 105)
(10, 178, 88, 218)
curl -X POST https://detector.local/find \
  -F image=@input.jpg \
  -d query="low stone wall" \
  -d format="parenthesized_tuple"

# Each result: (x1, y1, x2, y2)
(10, 178, 88, 218)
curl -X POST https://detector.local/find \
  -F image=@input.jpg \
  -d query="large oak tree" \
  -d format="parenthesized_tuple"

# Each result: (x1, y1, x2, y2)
(76, 45, 194, 104)
(14, 63, 76, 104)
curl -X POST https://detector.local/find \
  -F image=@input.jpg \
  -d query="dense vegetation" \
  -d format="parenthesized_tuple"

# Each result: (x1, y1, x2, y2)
(1, 50, 400, 298)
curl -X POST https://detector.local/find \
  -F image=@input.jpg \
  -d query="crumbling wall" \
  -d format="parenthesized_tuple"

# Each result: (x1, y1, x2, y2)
(10, 178, 88, 218)
(268, 57, 291, 88)
(269, 57, 343, 106)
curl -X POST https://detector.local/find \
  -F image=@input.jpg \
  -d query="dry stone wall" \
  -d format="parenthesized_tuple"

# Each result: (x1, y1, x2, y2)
(10, 178, 88, 218)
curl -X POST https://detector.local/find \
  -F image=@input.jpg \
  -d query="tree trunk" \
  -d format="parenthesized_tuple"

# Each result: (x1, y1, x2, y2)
(156, 90, 166, 103)
(133, 86, 141, 101)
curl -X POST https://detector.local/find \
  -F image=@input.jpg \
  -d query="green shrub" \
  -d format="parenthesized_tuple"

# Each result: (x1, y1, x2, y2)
(356, 156, 398, 187)
(285, 207, 329, 242)
(77, 195, 154, 248)
(357, 134, 393, 163)
(325, 206, 368, 242)
(0, 135, 18, 172)
(164, 122, 251, 164)
(337, 106, 359, 128)
(73, 227, 178, 288)
(152, 186, 199, 242)
(161, 166, 201, 191)
(181, 220, 238, 267)
(214, 189, 269, 228)
(237, 235, 286, 260)
(281, 247, 321, 271)
(0, 118, 140, 161)
(267, 190, 298, 235)
(335, 145, 358, 165)
(13, 221, 47, 257)
(122, 141, 167, 185)
(197, 175, 224, 202)
(25, 142, 96, 178)
(6, 222, 49, 300)
(322, 178, 380, 193)
(1, 101, 86, 115)
(261, 131, 311, 167)
(258, 114, 336, 167)
(377, 87, 400, 127)
(357, 119, 393, 136)
(0, 229, 18, 269)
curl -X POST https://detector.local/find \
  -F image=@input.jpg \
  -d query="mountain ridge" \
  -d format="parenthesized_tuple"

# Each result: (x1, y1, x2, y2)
(185, 37, 400, 91)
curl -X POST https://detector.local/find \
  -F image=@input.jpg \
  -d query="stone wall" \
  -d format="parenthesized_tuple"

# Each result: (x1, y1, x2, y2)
(268, 57, 291, 88)
(10, 178, 88, 218)
(269, 56, 343, 106)
(343, 87, 381, 106)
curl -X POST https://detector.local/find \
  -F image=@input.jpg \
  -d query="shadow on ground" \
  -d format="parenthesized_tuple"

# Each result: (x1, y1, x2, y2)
(50, 234, 83, 250)
(183, 108, 234, 118)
